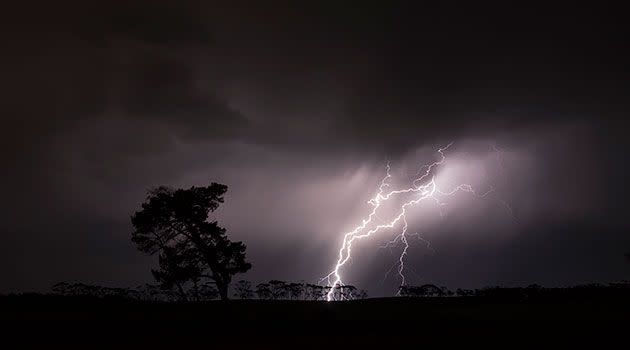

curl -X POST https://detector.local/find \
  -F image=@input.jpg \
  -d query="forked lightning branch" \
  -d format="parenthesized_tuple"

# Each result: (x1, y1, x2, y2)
(322, 143, 511, 301)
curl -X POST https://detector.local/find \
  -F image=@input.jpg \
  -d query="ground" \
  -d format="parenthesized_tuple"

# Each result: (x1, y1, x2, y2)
(2, 294, 628, 347)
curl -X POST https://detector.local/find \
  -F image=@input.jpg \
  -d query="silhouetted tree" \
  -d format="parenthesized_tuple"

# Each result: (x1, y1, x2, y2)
(131, 183, 251, 300)
(268, 280, 287, 300)
(456, 288, 475, 297)
(329, 284, 358, 300)
(255, 282, 271, 300)
(304, 284, 325, 300)
(422, 284, 446, 297)
(398, 285, 417, 297)
(399, 284, 448, 297)
(151, 246, 202, 301)
(341, 285, 357, 299)
(234, 280, 254, 299)
(286, 282, 304, 300)
(357, 289, 368, 299)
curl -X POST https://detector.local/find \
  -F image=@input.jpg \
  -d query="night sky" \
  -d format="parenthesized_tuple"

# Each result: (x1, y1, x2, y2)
(2, 2, 629, 295)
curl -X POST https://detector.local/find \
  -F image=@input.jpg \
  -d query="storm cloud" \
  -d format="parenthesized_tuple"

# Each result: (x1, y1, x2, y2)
(1, 1, 628, 294)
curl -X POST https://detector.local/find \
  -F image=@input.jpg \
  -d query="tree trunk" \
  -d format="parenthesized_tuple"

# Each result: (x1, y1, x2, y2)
(176, 283, 188, 302)
(217, 283, 229, 300)
(192, 280, 200, 301)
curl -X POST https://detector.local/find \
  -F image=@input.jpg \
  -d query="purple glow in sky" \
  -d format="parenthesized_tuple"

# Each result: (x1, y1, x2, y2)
(1, 2, 629, 294)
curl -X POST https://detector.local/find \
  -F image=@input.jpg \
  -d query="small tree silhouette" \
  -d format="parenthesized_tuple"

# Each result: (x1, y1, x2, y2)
(399, 284, 448, 297)
(234, 280, 254, 299)
(268, 280, 287, 300)
(303, 284, 324, 300)
(286, 282, 303, 300)
(456, 288, 475, 297)
(357, 289, 368, 299)
(256, 282, 271, 300)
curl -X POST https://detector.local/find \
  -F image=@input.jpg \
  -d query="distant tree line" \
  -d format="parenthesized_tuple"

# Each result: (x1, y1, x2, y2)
(51, 282, 219, 302)
(50, 280, 369, 302)
(48, 281, 630, 302)
(243, 280, 368, 300)
(398, 284, 454, 297)
(399, 282, 630, 300)
(49, 252, 629, 302)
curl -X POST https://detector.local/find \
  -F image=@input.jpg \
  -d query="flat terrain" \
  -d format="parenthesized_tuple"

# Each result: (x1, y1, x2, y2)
(3, 294, 630, 321)
(2, 295, 628, 347)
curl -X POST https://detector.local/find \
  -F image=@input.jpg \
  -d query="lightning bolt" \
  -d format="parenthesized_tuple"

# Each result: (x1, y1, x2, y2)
(322, 142, 511, 301)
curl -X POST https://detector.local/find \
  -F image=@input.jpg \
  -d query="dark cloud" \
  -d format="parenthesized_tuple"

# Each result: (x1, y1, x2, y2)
(1, 2, 629, 293)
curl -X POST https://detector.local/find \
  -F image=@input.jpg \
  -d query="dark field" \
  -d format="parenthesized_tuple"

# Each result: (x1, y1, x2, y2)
(2, 293, 628, 348)
(3, 294, 630, 321)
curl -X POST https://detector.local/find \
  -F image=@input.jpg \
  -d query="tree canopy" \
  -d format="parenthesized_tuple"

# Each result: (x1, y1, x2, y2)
(131, 183, 251, 300)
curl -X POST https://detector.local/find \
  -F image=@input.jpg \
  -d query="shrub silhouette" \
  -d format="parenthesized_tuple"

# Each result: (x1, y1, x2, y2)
(234, 280, 254, 299)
